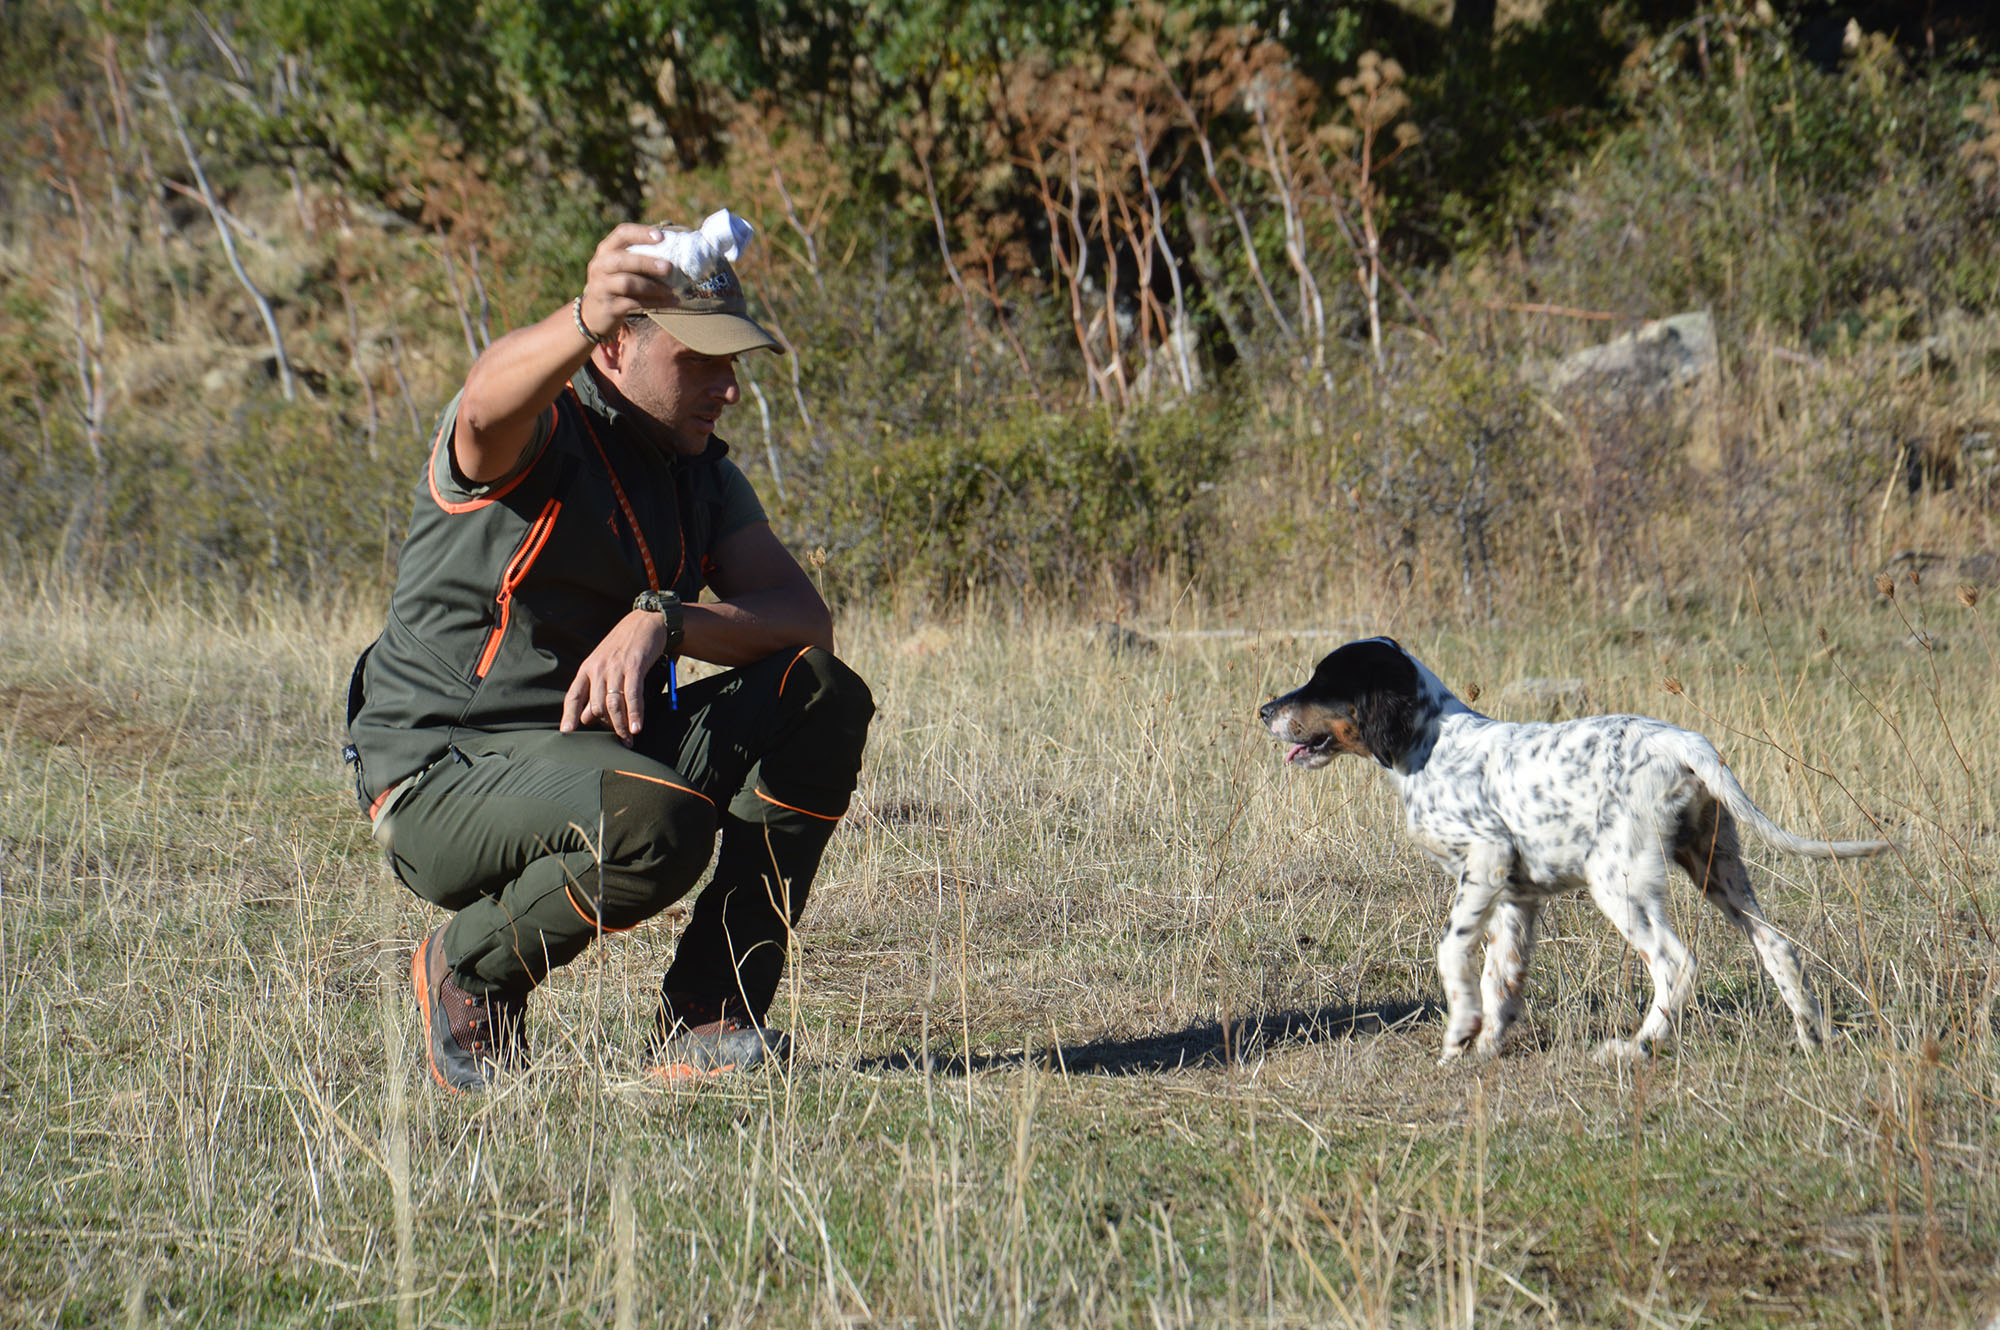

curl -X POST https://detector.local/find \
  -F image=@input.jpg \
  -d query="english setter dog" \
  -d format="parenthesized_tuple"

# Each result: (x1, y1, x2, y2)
(1260, 637, 1889, 1064)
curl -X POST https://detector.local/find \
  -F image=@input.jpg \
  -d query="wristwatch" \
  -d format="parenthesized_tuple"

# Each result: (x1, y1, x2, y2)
(632, 589, 684, 655)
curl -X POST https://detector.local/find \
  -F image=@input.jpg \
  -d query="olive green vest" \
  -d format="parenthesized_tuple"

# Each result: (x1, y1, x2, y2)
(344, 368, 765, 812)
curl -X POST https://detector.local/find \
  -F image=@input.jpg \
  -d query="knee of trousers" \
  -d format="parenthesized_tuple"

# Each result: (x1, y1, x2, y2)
(788, 647, 876, 746)
(586, 770, 720, 928)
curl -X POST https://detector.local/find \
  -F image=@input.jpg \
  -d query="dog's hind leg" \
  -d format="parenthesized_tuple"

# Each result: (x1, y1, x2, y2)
(1475, 899, 1542, 1059)
(1677, 808, 1827, 1049)
(1586, 843, 1694, 1064)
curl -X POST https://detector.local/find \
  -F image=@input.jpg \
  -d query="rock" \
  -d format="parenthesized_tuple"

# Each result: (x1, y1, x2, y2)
(1495, 677, 1590, 720)
(1881, 549, 1949, 572)
(1960, 550, 1998, 586)
(1545, 311, 1717, 404)
(200, 350, 322, 399)
(345, 201, 415, 234)
(1958, 432, 1999, 493)
(1129, 314, 1205, 400)
(1092, 622, 1158, 657)
(200, 361, 245, 395)
(1874, 550, 1949, 596)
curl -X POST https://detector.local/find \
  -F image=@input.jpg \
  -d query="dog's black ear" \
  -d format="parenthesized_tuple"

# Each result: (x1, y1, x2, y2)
(1354, 686, 1421, 768)
(1324, 638, 1422, 767)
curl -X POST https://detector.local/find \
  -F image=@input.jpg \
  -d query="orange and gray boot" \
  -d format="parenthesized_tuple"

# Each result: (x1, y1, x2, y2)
(649, 992, 790, 1080)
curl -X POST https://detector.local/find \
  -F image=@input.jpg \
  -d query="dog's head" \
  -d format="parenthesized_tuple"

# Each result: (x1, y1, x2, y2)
(1259, 636, 1441, 771)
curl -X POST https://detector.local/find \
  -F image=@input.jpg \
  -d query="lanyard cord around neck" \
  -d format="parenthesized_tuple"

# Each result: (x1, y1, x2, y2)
(565, 384, 687, 707)
(565, 384, 690, 592)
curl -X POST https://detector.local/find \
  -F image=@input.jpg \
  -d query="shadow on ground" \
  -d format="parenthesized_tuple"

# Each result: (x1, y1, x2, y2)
(858, 998, 1439, 1076)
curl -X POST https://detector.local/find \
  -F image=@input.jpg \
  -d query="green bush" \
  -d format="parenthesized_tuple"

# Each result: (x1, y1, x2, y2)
(799, 403, 1231, 601)
(1521, 29, 2000, 341)
(1199, 353, 1569, 613)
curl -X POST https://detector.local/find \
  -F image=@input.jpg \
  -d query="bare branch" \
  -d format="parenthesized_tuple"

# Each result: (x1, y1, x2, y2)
(771, 166, 825, 298)
(145, 38, 295, 401)
(914, 137, 984, 357)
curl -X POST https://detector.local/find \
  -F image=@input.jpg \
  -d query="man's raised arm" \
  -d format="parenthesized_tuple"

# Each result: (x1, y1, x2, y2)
(454, 223, 680, 483)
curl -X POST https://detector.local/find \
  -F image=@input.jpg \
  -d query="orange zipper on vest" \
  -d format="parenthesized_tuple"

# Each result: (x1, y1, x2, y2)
(476, 498, 562, 679)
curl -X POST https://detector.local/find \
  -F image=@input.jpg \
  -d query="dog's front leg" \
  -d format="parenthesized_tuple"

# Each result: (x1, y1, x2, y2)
(1436, 850, 1507, 1064)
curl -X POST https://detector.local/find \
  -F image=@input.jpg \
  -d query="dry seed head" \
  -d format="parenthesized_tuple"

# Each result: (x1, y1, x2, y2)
(1960, 584, 1980, 608)
(1663, 676, 1683, 695)
(1464, 682, 1482, 703)
(1875, 574, 1896, 598)
(1816, 625, 1829, 644)
(1319, 123, 1359, 153)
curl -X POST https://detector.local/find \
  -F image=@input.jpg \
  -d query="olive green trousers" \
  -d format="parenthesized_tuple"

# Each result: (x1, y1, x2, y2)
(382, 646, 873, 1014)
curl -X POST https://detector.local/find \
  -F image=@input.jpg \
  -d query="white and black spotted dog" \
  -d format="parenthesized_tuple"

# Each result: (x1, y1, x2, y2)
(1260, 637, 1890, 1064)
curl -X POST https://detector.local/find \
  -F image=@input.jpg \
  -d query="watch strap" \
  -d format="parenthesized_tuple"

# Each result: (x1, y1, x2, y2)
(633, 589, 684, 655)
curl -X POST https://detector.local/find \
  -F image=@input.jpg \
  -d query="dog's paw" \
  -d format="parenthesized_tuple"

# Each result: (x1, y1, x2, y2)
(1473, 1031, 1505, 1061)
(1592, 1037, 1650, 1067)
(1438, 1029, 1482, 1066)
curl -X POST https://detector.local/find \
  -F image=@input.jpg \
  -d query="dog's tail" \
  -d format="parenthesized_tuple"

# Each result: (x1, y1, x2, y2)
(1663, 730, 1892, 859)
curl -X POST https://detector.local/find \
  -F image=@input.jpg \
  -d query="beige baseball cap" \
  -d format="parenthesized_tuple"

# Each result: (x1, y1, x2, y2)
(633, 221, 783, 356)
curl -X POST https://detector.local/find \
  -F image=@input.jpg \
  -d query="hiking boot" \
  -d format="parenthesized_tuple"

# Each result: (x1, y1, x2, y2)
(648, 991, 790, 1080)
(411, 927, 528, 1092)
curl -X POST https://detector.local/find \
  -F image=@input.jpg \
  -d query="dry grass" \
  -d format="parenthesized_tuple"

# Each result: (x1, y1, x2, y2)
(1, 574, 1996, 1327)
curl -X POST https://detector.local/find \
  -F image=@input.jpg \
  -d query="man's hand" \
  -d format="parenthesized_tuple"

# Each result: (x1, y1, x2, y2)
(561, 610, 672, 744)
(575, 223, 681, 344)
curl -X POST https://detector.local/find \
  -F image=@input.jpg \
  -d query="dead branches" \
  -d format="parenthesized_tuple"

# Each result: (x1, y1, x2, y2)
(144, 30, 297, 402)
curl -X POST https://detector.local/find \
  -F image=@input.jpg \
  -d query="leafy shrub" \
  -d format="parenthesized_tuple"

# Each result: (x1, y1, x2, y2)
(1202, 353, 1568, 614)
(1523, 26, 2000, 341)
(798, 403, 1231, 602)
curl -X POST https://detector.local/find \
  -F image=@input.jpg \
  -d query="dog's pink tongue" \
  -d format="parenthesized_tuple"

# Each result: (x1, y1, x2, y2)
(1286, 742, 1309, 763)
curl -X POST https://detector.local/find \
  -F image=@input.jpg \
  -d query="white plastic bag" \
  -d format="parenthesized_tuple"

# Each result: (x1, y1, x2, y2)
(627, 209, 756, 282)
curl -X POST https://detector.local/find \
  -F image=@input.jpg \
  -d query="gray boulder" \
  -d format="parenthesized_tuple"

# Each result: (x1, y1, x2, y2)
(1545, 311, 1717, 404)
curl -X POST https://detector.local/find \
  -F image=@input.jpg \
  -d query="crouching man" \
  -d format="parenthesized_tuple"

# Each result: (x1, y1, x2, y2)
(343, 215, 873, 1091)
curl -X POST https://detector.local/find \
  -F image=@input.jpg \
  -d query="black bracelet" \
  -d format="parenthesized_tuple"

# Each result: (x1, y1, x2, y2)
(573, 295, 609, 346)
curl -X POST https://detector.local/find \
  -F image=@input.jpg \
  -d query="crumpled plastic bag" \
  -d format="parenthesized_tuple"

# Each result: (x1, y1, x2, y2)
(627, 208, 755, 282)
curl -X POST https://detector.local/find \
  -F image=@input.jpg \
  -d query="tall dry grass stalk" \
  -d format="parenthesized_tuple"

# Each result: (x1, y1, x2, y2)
(0, 575, 1994, 1326)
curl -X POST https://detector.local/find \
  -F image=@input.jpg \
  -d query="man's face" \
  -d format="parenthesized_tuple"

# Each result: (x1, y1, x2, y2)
(613, 325, 741, 455)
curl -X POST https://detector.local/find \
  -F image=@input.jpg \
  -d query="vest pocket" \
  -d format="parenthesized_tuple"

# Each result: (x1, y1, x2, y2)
(476, 497, 563, 679)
